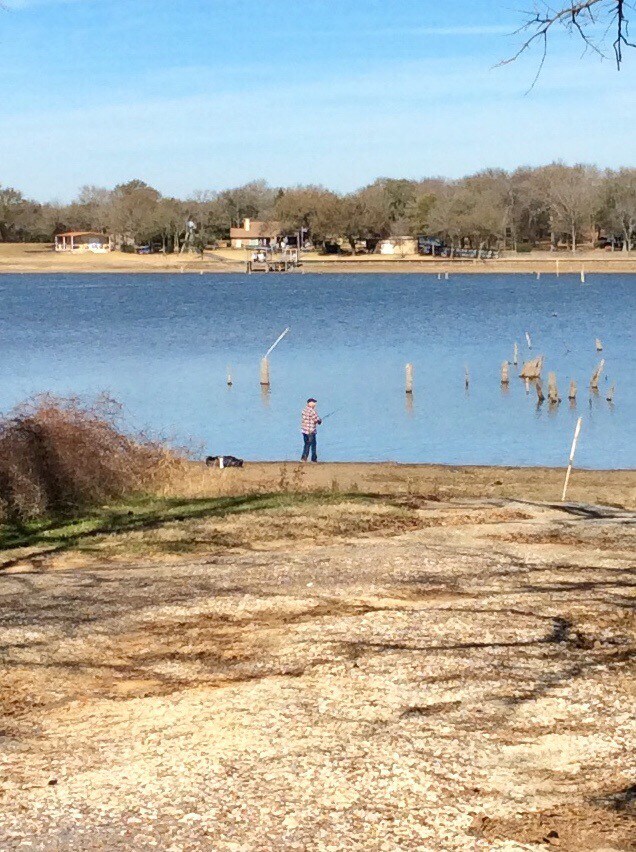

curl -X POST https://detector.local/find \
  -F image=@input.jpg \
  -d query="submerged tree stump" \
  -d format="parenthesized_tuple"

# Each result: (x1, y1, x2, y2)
(260, 357, 270, 386)
(548, 372, 560, 404)
(405, 363, 413, 394)
(519, 355, 544, 380)
(590, 359, 605, 390)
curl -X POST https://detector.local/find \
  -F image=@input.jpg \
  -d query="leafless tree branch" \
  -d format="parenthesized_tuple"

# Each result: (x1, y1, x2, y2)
(501, 1, 635, 83)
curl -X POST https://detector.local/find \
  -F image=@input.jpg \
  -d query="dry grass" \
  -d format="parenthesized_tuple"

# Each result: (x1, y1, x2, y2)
(0, 395, 180, 521)
(0, 494, 533, 572)
(162, 460, 636, 510)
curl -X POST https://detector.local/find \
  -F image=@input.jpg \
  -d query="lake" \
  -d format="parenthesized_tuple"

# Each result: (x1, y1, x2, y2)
(0, 273, 633, 469)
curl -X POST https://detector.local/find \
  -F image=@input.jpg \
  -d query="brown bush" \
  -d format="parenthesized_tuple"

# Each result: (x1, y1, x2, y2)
(0, 394, 181, 521)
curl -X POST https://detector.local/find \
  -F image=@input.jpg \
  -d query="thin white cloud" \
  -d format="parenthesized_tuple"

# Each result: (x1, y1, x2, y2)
(393, 25, 514, 36)
(3, 0, 84, 8)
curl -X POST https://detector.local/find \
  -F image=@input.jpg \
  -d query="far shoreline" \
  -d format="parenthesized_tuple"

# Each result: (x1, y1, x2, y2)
(2, 243, 636, 275)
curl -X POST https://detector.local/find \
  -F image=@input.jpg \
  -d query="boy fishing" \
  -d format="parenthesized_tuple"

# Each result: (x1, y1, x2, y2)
(300, 398, 322, 462)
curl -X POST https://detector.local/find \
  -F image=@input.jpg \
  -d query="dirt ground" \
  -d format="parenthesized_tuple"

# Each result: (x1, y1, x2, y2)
(0, 494, 634, 851)
(2, 242, 636, 274)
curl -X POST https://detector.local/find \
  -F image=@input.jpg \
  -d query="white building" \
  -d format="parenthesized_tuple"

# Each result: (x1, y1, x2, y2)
(54, 232, 113, 253)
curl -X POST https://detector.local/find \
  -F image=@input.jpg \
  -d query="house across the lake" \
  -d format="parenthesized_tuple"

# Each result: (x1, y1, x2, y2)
(230, 218, 281, 249)
(54, 232, 113, 253)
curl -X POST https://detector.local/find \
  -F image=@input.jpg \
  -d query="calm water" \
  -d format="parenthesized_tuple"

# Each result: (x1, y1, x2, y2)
(0, 273, 634, 468)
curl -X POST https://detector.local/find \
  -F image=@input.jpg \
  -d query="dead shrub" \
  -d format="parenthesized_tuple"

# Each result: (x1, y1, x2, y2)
(0, 394, 182, 520)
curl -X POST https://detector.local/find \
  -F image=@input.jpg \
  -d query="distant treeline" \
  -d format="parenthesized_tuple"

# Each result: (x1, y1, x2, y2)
(1, 163, 635, 253)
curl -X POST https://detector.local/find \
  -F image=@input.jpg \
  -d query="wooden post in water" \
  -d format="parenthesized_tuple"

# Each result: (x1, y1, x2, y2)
(536, 271, 541, 280)
(226, 366, 233, 387)
(580, 268, 585, 283)
(590, 359, 605, 390)
(536, 379, 545, 403)
(513, 342, 519, 366)
(548, 372, 560, 404)
(501, 361, 509, 385)
(259, 326, 290, 387)
(561, 417, 583, 501)
(568, 379, 577, 401)
(260, 357, 270, 386)
(525, 378, 530, 394)
(595, 338, 603, 351)
(464, 366, 470, 389)
(525, 331, 532, 349)
(606, 384, 615, 403)
(405, 363, 414, 394)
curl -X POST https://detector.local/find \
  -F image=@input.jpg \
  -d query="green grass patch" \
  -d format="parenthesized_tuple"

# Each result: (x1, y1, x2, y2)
(0, 491, 377, 558)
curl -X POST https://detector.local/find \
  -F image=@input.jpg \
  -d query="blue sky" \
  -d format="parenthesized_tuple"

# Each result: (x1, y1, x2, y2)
(2, 0, 635, 200)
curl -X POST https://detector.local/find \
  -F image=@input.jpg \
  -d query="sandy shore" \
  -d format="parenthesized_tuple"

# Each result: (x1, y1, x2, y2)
(165, 461, 636, 511)
(2, 243, 636, 274)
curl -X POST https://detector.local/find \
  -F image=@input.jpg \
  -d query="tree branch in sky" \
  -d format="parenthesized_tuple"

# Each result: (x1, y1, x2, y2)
(503, 1, 635, 86)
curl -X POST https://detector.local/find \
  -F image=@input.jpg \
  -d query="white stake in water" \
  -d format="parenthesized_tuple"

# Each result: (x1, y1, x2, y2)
(264, 327, 290, 358)
(525, 331, 532, 349)
(561, 417, 583, 502)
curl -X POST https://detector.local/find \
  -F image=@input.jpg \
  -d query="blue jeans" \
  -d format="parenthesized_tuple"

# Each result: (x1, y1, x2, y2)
(301, 432, 317, 461)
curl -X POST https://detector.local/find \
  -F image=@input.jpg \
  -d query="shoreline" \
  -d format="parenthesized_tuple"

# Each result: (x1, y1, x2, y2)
(164, 461, 636, 510)
(2, 244, 636, 274)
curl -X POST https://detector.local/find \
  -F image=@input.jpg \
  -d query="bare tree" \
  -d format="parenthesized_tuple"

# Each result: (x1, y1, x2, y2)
(601, 167, 636, 249)
(531, 163, 602, 251)
(274, 186, 341, 247)
(107, 180, 161, 246)
(426, 184, 464, 250)
(337, 192, 391, 253)
(507, 1, 635, 82)
(216, 180, 276, 228)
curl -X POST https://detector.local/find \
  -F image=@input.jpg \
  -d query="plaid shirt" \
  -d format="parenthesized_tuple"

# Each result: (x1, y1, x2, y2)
(301, 405, 320, 434)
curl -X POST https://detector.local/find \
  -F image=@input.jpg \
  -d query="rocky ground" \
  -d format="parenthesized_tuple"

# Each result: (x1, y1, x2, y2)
(0, 498, 634, 850)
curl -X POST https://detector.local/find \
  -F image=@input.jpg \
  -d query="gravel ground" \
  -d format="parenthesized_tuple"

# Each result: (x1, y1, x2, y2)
(0, 500, 634, 851)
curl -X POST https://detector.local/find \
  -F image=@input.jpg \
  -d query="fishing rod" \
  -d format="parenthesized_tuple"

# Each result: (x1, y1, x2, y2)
(321, 408, 340, 420)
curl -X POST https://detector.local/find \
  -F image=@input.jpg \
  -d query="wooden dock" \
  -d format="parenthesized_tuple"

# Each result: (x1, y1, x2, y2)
(246, 248, 300, 274)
